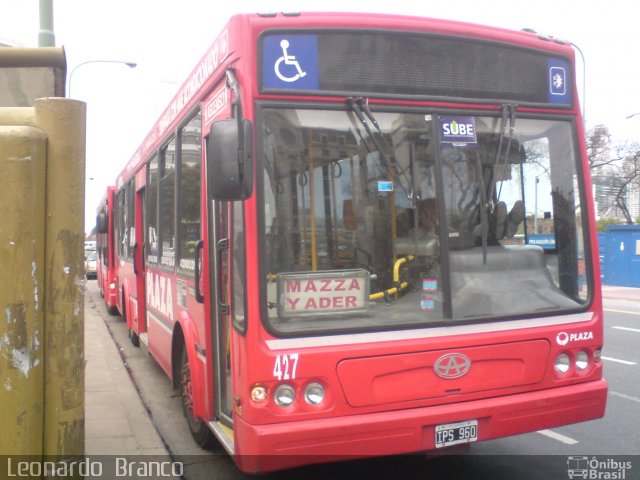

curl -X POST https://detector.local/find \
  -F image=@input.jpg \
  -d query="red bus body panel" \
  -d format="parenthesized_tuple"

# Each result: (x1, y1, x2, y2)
(235, 380, 607, 472)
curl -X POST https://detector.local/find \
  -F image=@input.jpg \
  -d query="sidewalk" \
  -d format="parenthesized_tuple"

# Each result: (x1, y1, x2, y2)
(84, 292, 170, 456)
(601, 285, 640, 302)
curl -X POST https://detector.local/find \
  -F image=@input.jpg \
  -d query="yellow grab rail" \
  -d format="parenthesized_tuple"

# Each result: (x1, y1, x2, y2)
(369, 255, 414, 300)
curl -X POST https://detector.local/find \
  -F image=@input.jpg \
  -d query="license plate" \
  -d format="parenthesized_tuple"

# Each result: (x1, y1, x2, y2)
(435, 420, 478, 448)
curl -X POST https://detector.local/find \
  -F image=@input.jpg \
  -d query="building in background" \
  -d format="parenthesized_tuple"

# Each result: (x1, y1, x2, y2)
(592, 168, 640, 222)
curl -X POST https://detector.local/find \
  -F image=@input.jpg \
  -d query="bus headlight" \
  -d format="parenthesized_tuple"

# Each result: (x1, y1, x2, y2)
(274, 384, 296, 407)
(555, 353, 571, 374)
(304, 382, 325, 405)
(575, 351, 589, 370)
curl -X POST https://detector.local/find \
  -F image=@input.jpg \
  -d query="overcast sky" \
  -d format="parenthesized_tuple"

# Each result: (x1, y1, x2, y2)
(2, 0, 639, 233)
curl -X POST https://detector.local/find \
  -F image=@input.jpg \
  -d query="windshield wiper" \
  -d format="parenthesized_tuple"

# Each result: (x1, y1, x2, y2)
(347, 97, 415, 202)
(491, 104, 517, 203)
(478, 104, 517, 264)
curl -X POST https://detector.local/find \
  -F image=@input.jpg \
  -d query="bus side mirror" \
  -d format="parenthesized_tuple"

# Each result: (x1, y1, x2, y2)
(96, 212, 108, 234)
(208, 118, 253, 200)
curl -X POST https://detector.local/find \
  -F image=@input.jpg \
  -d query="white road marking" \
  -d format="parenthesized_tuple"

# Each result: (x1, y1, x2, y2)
(604, 308, 640, 316)
(601, 356, 637, 366)
(612, 326, 640, 333)
(537, 429, 579, 445)
(609, 391, 640, 404)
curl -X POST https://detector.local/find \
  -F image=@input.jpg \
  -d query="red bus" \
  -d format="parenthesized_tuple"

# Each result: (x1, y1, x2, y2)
(96, 185, 118, 315)
(103, 12, 607, 473)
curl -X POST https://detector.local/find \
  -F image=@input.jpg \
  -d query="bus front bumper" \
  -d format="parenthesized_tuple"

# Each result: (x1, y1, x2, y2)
(233, 379, 607, 473)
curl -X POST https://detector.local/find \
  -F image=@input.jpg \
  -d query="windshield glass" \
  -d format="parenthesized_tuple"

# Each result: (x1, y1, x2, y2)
(260, 107, 590, 335)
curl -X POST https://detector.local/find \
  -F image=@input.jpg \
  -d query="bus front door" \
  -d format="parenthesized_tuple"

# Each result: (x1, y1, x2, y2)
(134, 187, 147, 345)
(212, 200, 233, 426)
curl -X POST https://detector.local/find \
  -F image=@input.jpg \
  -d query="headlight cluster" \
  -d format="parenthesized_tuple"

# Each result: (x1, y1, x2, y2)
(554, 348, 601, 376)
(251, 382, 326, 408)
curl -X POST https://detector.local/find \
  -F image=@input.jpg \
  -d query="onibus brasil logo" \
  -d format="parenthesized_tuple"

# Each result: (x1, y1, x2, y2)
(567, 456, 633, 479)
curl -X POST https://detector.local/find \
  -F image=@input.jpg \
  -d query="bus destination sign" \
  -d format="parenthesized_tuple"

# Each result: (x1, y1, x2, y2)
(261, 31, 572, 107)
(277, 269, 370, 318)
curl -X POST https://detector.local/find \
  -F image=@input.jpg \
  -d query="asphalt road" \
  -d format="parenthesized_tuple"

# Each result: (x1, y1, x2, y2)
(86, 281, 640, 480)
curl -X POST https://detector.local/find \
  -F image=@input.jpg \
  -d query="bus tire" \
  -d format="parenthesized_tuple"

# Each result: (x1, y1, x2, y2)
(179, 346, 215, 449)
(120, 291, 127, 324)
(107, 305, 119, 316)
(129, 329, 140, 347)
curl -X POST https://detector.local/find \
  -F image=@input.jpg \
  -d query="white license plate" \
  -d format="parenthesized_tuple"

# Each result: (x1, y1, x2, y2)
(435, 420, 478, 448)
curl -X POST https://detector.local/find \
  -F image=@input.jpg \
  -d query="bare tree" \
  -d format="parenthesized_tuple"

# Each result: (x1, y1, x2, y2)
(587, 124, 615, 170)
(614, 151, 640, 224)
(587, 125, 640, 223)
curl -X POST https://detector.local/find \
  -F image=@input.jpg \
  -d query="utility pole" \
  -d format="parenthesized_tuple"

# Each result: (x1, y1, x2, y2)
(38, 0, 55, 47)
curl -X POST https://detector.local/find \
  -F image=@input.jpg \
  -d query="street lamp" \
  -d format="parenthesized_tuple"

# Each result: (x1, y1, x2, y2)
(68, 60, 137, 97)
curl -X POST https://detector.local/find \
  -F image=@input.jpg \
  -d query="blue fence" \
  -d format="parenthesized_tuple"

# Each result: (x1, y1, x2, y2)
(529, 229, 638, 287)
(600, 225, 640, 288)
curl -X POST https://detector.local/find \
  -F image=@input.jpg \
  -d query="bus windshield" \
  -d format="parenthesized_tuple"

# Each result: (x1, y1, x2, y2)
(261, 106, 590, 335)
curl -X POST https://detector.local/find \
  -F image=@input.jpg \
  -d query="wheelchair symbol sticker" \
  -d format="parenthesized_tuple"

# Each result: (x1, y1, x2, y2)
(263, 34, 318, 90)
(275, 40, 307, 82)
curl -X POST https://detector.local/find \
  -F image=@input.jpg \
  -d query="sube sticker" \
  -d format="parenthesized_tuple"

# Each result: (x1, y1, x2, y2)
(440, 116, 477, 145)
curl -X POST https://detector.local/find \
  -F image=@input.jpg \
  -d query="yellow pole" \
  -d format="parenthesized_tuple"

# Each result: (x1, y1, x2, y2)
(0, 122, 47, 456)
(36, 97, 87, 459)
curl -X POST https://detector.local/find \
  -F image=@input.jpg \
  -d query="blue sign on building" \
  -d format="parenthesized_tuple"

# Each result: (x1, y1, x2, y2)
(527, 233, 556, 250)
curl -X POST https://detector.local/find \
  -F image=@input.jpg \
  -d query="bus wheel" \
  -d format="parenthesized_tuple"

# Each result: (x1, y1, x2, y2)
(179, 347, 215, 449)
(129, 329, 140, 347)
(120, 292, 127, 323)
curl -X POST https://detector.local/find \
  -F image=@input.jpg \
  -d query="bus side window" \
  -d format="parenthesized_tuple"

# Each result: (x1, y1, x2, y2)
(177, 111, 202, 272)
(147, 155, 160, 263)
(159, 138, 177, 269)
(232, 201, 247, 334)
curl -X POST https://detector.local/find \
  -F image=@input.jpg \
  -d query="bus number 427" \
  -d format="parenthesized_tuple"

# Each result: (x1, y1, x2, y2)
(273, 354, 299, 381)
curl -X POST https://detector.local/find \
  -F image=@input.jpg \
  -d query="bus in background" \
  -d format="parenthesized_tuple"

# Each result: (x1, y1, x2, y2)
(104, 12, 607, 473)
(96, 186, 118, 314)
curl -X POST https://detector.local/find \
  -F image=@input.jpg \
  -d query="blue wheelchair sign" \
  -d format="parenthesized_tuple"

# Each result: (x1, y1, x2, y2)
(263, 34, 319, 90)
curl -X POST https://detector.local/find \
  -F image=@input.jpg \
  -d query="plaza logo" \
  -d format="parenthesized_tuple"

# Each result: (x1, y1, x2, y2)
(567, 456, 632, 479)
(556, 331, 594, 346)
